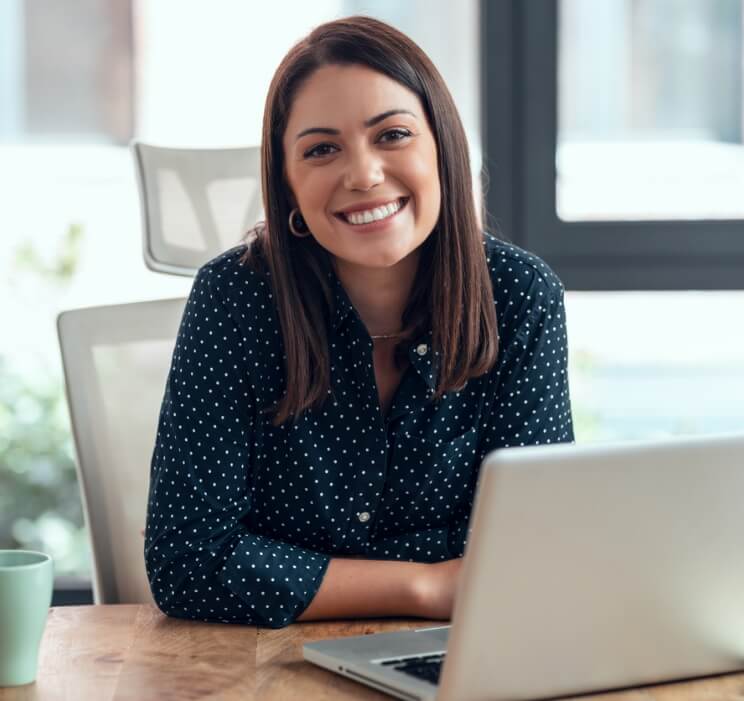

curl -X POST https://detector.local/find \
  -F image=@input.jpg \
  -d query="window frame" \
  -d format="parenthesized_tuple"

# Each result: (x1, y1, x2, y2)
(480, 0, 744, 290)
(52, 576, 94, 607)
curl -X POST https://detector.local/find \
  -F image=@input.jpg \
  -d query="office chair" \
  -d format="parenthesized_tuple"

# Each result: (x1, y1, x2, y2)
(57, 298, 186, 604)
(131, 141, 263, 276)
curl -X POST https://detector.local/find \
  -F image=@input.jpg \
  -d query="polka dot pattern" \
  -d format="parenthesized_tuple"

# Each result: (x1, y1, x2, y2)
(144, 232, 574, 628)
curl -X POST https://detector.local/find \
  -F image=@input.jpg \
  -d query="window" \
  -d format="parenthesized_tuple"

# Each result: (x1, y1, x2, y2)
(558, 0, 744, 222)
(482, 0, 744, 290)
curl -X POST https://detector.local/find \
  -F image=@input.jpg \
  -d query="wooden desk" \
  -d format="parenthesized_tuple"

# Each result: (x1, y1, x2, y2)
(2, 605, 744, 700)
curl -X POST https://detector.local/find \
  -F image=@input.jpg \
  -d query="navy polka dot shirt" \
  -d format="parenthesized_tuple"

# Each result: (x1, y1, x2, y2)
(144, 232, 574, 628)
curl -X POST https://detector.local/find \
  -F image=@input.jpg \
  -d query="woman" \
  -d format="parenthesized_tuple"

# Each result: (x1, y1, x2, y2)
(144, 15, 574, 629)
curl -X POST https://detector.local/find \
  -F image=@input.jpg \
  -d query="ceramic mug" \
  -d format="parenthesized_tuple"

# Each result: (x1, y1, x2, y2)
(0, 550, 54, 687)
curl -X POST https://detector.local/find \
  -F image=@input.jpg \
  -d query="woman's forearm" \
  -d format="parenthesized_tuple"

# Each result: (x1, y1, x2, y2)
(296, 557, 428, 622)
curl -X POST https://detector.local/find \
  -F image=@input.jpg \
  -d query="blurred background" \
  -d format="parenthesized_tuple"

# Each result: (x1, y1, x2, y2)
(1, 0, 743, 598)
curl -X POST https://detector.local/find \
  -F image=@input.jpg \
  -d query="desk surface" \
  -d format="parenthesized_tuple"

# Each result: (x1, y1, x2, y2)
(2, 605, 744, 700)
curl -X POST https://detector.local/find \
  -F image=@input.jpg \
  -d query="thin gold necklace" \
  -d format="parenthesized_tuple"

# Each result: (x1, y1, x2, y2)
(370, 332, 403, 340)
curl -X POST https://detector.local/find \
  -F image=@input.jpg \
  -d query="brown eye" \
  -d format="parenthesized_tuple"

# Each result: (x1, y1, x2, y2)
(379, 128, 412, 143)
(303, 143, 338, 159)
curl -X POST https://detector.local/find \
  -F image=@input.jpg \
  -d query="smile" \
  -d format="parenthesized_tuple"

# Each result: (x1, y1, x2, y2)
(335, 197, 409, 226)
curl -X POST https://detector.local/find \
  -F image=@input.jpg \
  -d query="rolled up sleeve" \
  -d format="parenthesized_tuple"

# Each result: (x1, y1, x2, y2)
(144, 266, 330, 628)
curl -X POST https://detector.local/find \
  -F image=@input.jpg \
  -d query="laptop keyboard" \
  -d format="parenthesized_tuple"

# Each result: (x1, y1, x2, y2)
(380, 653, 445, 685)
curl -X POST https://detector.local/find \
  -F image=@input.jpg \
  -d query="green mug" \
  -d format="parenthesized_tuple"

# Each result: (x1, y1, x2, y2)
(0, 550, 54, 687)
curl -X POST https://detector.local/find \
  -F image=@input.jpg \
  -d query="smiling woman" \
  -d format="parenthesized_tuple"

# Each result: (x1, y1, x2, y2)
(144, 15, 574, 629)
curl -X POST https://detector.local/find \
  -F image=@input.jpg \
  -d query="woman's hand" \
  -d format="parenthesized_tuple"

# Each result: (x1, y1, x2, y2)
(411, 557, 464, 621)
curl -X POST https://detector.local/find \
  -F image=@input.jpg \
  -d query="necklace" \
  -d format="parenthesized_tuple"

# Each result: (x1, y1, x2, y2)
(370, 331, 404, 340)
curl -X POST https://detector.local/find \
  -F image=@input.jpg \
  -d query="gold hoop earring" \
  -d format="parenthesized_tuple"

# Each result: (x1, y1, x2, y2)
(288, 208, 311, 237)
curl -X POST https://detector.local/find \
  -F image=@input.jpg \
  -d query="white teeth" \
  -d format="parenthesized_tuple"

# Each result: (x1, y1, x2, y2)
(346, 199, 402, 225)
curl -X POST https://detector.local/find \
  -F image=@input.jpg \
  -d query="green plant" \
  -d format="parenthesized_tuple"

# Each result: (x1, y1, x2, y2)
(0, 222, 91, 575)
(0, 359, 89, 573)
(13, 223, 84, 285)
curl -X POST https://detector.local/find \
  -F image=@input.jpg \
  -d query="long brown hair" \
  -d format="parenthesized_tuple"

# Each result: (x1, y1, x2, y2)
(241, 15, 498, 426)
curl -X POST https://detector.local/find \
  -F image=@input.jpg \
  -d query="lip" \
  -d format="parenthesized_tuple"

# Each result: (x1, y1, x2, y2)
(334, 197, 407, 216)
(333, 197, 409, 234)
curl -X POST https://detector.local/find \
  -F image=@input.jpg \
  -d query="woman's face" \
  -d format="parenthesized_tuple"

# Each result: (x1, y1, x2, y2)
(282, 63, 441, 271)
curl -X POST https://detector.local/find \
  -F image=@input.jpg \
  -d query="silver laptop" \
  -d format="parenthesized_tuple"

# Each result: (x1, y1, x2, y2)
(303, 431, 744, 701)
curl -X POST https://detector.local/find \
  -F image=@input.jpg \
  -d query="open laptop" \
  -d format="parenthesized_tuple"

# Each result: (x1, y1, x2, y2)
(303, 431, 744, 701)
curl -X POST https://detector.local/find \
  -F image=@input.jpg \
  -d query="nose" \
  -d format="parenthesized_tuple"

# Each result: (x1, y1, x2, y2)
(343, 147, 384, 191)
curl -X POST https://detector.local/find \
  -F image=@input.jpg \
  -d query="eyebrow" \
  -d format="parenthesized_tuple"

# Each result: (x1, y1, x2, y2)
(295, 109, 417, 141)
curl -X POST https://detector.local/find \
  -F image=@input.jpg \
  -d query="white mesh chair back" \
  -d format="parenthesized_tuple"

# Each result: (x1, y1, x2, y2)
(57, 298, 186, 604)
(132, 141, 262, 276)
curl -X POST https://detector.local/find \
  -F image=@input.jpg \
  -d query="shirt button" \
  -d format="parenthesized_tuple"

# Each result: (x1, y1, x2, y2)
(357, 511, 371, 523)
(416, 343, 428, 356)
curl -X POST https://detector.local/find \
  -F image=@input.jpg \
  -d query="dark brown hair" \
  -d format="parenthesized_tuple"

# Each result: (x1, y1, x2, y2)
(241, 15, 498, 426)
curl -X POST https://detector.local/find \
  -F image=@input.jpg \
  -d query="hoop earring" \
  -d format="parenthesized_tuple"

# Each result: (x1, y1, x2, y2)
(288, 208, 311, 237)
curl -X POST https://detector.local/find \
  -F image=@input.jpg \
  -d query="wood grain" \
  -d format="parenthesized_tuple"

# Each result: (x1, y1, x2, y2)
(1, 606, 744, 700)
(257, 618, 426, 701)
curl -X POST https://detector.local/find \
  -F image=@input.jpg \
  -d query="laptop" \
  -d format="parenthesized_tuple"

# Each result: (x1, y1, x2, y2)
(303, 431, 744, 701)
